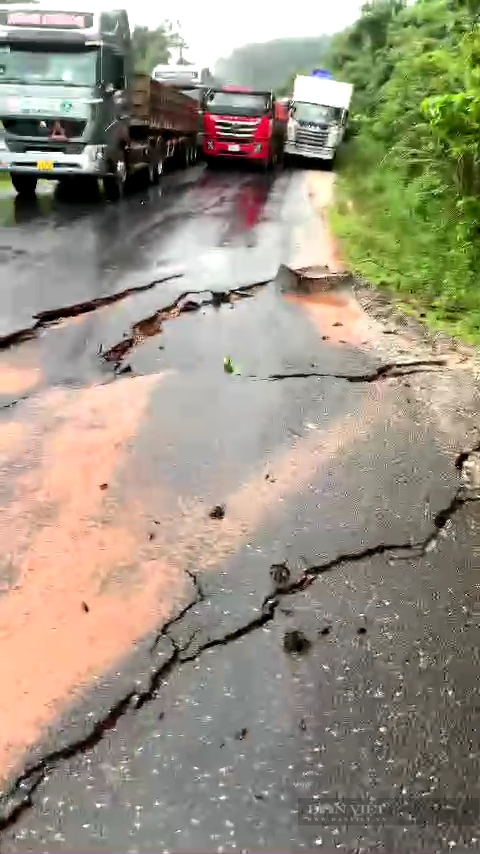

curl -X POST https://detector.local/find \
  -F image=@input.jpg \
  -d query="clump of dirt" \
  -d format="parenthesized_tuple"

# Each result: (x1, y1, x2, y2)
(283, 629, 312, 655)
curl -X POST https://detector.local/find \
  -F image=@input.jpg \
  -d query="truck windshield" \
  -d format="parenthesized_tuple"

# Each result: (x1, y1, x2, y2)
(205, 91, 269, 117)
(0, 47, 97, 86)
(294, 102, 338, 124)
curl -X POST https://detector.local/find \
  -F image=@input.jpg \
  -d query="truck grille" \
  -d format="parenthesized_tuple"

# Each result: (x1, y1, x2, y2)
(212, 118, 259, 143)
(296, 124, 329, 149)
(3, 119, 87, 153)
(3, 118, 87, 139)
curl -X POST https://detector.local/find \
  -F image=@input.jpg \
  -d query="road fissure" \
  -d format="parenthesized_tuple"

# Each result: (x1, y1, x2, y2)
(1, 454, 478, 835)
(250, 359, 448, 383)
(102, 280, 271, 368)
(0, 274, 184, 354)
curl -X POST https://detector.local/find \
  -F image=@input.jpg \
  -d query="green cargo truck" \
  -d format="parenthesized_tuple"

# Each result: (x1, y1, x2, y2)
(0, 4, 199, 200)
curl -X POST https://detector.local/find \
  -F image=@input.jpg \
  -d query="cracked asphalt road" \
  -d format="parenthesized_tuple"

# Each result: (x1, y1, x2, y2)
(0, 166, 479, 852)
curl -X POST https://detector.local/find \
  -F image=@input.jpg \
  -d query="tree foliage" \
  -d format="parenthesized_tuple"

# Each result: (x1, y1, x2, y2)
(326, 0, 480, 338)
(215, 36, 330, 93)
(131, 21, 186, 75)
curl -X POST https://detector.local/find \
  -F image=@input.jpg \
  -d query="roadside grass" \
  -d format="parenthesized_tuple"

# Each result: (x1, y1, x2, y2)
(0, 173, 11, 185)
(330, 139, 480, 345)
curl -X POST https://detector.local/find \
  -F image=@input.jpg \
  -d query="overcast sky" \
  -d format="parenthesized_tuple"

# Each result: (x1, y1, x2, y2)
(127, 0, 364, 68)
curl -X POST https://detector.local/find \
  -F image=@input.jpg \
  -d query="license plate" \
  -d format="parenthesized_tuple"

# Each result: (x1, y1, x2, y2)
(228, 144, 240, 152)
(37, 161, 53, 171)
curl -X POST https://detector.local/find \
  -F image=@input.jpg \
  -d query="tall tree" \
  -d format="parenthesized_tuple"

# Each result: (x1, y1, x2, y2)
(131, 21, 186, 75)
(215, 36, 330, 92)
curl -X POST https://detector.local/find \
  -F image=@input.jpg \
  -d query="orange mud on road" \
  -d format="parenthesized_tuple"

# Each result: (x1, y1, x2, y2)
(0, 365, 385, 784)
(0, 170, 386, 787)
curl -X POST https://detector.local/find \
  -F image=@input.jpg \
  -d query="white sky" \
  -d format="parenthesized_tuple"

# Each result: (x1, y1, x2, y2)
(126, 0, 364, 68)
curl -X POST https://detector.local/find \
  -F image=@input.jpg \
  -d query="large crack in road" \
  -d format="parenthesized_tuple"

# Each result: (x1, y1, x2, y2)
(1, 448, 479, 837)
(249, 359, 448, 383)
(0, 260, 477, 840)
(0, 275, 184, 353)
(0, 269, 451, 416)
(101, 280, 271, 367)
(0, 278, 271, 412)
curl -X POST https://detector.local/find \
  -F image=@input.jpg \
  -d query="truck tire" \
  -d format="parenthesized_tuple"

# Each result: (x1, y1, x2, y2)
(103, 158, 127, 202)
(10, 173, 38, 197)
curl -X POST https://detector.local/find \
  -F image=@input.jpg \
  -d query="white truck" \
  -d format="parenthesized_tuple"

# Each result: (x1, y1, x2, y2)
(284, 74, 353, 166)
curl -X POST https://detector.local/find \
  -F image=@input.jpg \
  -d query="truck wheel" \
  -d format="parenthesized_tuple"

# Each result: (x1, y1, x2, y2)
(10, 173, 38, 197)
(103, 158, 127, 202)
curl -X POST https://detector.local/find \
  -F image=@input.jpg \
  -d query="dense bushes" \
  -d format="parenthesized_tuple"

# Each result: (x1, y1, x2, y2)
(328, 0, 480, 341)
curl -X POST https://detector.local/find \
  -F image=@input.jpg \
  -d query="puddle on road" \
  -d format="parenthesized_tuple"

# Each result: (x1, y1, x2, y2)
(0, 186, 54, 228)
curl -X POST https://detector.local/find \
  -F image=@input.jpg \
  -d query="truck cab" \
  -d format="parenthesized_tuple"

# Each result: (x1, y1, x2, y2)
(202, 85, 283, 169)
(0, 3, 134, 196)
(285, 74, 353, 166)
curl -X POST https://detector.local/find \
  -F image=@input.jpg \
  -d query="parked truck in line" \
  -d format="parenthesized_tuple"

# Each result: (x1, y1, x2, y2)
(284, 73, 353, 167)
(202, 85, 285, 170)
(151, 62, 216, 157)
(0, 3, 200, 200)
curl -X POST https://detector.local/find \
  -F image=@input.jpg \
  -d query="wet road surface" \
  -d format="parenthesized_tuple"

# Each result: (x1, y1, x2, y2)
(0, 165, 479, 851)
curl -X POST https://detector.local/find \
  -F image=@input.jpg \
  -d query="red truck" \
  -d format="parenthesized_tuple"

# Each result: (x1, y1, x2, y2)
(202, 85, 285, 169)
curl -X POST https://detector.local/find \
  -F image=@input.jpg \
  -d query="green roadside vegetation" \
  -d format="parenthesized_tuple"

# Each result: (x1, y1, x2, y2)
(326, 0, 480, 344)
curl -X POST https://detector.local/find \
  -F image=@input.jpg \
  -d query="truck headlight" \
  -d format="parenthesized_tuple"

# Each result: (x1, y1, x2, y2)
(327, 127, 339, 147)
